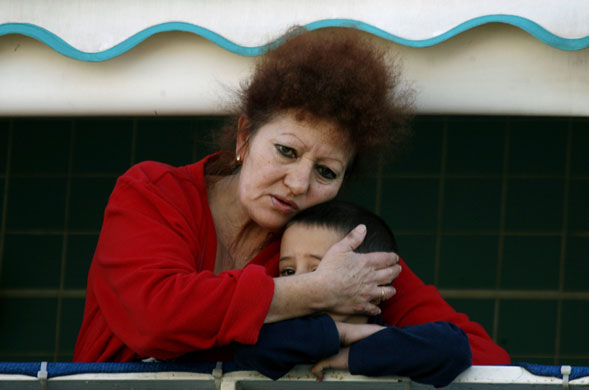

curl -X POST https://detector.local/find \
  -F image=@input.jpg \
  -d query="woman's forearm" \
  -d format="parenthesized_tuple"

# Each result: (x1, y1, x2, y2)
(265, 273, 329, 323)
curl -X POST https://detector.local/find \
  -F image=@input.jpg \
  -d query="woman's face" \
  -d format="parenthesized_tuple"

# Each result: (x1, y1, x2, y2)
(237, 112, 353, 231)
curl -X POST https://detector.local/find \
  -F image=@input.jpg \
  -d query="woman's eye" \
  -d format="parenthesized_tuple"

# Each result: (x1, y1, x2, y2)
(275, 145, 296, 159)
(279, 268, 296, 277)
(316, 165, 337, 180)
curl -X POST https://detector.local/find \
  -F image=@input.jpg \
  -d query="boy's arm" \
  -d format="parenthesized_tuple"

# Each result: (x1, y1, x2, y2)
(348, 321, 472, 388)
(383, 259, 510, 365)
(233, 315, 340, 380)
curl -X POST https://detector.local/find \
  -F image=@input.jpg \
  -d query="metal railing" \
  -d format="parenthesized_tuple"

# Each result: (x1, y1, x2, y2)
(1, 364, 588, 390)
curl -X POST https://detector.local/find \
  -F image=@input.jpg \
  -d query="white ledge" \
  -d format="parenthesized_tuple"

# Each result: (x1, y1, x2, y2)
(1, 366, 588, 390)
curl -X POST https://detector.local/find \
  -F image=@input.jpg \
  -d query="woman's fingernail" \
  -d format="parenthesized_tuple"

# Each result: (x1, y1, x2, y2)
(357, 224, 366, 233)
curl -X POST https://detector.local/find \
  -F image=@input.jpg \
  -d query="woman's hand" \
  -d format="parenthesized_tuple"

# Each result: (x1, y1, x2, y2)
(314, 224, 402, 316)
(266, 225, 401, 323)
(311, 347, 350, 381)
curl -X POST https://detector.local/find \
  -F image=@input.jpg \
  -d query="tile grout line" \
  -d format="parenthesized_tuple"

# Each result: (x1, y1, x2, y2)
(0, 119, 14, 286)
(9, 172, 589, 180)
(433, 119, 448, 286)
(493, 118, 510, 342)
(553, 119, 573, 364)
(192, 118, 198, 163)
(0, 352, 60, 357)
(3, 287, 588, 300)
(439, 289, 589, 300)
(374, 154, 384, 215)
(6, 228, 586, 237)
(382, 173, 589, 180)
(130, 119, 138, 165)
(0, 352, 573, 361)
(53, 120, 76, 362)
(8, 173, 120, 179)
(394, 231, 578, 237)
(0, 289, 86, 298)
(508, 353, 589, 361)
(5, 229, 100, 235)
(2, 351, 589, 361)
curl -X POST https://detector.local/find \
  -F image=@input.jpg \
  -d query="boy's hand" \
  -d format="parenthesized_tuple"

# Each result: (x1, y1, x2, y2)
(333, 321, 386, 346)
(311, 347, 350, 381)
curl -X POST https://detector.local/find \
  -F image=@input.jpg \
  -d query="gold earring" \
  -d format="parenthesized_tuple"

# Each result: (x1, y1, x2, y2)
(236, 154, 242, 163)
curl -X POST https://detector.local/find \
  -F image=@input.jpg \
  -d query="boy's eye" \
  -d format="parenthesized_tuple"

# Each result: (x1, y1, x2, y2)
(316, 165, 337, 180)
(275, 144, 296, 159)
(279, 268, 296, 277)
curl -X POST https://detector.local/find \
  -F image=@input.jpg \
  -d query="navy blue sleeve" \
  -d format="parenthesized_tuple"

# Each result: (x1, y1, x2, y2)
(349, 321, 472, 388)
(233, 315, 340, 380)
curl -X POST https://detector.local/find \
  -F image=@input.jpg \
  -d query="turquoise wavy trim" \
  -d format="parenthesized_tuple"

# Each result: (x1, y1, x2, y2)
(1, 14, 588, 62)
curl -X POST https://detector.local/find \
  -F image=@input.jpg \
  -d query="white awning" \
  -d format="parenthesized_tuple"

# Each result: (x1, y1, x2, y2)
(2, 0, 589, 59)
(1, 0, 588, 116)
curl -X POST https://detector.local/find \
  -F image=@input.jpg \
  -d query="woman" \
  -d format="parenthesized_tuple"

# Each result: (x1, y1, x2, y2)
(74, 28, 510, 365)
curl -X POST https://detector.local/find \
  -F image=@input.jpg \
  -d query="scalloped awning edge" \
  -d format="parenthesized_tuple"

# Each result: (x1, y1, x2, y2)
(1, 16, 589, 62)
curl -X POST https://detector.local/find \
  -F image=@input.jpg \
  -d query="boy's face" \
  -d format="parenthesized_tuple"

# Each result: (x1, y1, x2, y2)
(279, 223, 368, 324)
(279, 223, 344, 277)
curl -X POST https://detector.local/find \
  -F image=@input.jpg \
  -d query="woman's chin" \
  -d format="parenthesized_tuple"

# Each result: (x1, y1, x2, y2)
(251, 212, 292, 232)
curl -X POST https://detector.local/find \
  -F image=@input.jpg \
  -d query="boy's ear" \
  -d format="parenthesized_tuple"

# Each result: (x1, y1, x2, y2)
(236, 116, 251, 159)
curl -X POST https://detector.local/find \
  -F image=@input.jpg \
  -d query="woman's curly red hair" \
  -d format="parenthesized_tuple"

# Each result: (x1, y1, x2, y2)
(218, 27, 413, 175)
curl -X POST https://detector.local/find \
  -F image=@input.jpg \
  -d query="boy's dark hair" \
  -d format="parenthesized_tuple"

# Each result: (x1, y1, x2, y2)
(287, 200, 398, 254)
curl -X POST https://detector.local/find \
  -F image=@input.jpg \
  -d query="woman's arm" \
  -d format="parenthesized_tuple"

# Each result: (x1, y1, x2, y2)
(76, 161, 276, 361)
(266, 225, 401, 323)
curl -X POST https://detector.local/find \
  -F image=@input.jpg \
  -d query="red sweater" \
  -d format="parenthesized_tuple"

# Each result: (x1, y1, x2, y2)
(74, 154, 510, 365)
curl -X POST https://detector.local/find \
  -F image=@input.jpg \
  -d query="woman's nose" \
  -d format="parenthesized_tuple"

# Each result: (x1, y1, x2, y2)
(284, 162, 312, 196)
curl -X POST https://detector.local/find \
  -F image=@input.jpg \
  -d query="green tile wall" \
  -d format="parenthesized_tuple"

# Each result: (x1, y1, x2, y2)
(0, 115, 587, 366)
(0, 120, 8, 172)
(500, 236, 561, 290)
(438, 235, 498, 289)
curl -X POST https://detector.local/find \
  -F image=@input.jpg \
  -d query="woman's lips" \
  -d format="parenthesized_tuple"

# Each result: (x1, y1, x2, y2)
(271, 195, 298, 213)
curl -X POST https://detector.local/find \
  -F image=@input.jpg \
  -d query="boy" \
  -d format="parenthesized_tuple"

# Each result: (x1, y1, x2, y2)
(233, 201, 472, 387)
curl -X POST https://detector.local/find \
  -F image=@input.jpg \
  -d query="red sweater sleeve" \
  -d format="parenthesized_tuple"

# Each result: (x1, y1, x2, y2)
(381, 259, 511, 365)
(74, 159, 275, 361)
